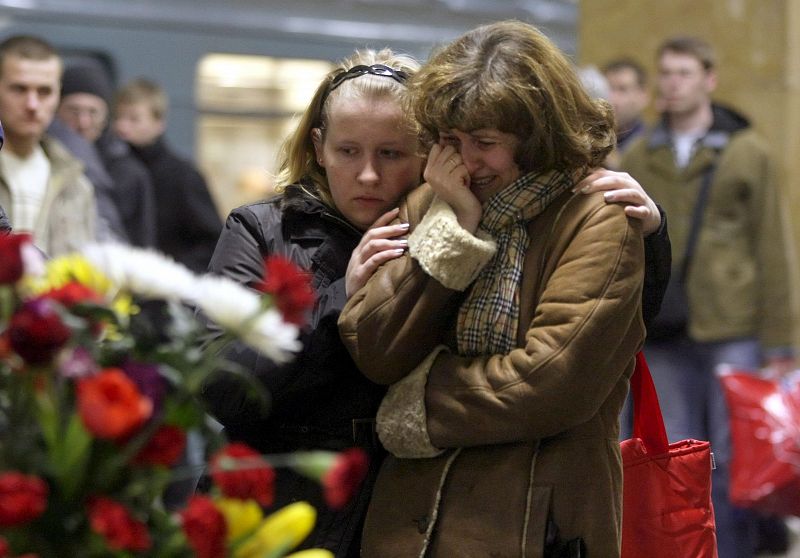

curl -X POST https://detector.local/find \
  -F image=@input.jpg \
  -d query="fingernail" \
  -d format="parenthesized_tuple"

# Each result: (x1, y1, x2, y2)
(397, 239, 409, 246)
(581, 185, 591, 193)
(399, 222, 410, 229)
(394, 249, 406, 255)
(603, 192, 613, 201)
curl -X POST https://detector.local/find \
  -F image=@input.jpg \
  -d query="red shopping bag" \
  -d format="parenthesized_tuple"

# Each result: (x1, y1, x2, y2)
(718, 368, 800, 516)
(621, 352, 718, 558)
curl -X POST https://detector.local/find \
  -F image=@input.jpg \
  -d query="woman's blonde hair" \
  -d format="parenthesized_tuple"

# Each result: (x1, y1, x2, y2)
(411, 20, 615, 177)
(275, 48, 420, 207)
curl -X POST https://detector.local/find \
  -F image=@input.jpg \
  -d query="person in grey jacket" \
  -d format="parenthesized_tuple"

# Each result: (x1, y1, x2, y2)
(55, 64, 156, 247)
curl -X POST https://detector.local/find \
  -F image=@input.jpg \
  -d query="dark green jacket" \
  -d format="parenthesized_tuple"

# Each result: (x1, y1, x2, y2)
(622, 104, 793, 348)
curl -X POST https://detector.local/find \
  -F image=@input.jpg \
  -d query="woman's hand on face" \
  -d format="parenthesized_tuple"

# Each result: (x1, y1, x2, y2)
(345, 208, 410, 297)
(424, 144, 482, 234)
(575, 169, 662, 236)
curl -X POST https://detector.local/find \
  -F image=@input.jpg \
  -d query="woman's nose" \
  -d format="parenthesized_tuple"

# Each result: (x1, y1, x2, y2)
(459, 143, 481, 174)
(357, 157, 380, 184)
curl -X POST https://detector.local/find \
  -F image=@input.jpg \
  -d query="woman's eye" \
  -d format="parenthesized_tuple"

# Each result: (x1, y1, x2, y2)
(381, 149, 403, 159)
(476, 139, 496, 149)
(337, 146, 357, 155)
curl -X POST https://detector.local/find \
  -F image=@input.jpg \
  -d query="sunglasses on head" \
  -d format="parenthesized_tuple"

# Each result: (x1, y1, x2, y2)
(328, 64, 409, 93)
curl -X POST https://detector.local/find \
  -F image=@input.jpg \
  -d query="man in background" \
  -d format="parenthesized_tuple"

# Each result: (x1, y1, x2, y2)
(603, 57, 650, 153)
(56, 65, 156, 247)
(0, 35, 96, 256)
(621, 35, 794, 558)
(113, 78, 221, 272)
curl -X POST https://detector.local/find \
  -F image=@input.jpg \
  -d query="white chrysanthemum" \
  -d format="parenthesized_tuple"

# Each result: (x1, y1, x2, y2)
(82, 243, 197, 301)
(194, 275, 301, 362)
(240, 308, 301, 363)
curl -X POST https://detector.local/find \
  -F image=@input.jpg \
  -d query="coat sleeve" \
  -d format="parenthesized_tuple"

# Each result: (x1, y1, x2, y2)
(375, 201, 646, 453)
(201, 206, 351, 429)
(642, 205, 671, 329)
(338, 187, 496, 385)
(179, 165, 223, 272)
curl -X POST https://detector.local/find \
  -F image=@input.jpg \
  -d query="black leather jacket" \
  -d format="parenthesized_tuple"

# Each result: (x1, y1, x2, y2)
(203, 183, 386, 451)
(202, 183, 386, 557)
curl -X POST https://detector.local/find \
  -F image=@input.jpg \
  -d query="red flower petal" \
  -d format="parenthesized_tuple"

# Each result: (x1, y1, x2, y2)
(210, 443, 275, 507)
(77, 369, 152, 440)
(8, 298, 71, 365)
(134, 425, 187, 467)
(180, 495, 226, 558)
(0, 233, 31, 284)
(256, 256, 315, 325)
(322, 448, 369, 509)
(87, 496, 151, 552)
(0, 472, 48, 527)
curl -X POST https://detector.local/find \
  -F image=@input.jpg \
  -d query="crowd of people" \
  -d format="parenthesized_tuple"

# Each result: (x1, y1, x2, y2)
(0, 34, 220, 269)
(0, 19, 795, 558)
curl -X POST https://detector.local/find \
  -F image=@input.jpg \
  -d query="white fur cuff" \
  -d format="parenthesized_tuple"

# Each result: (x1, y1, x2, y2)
(408, 197, 496, 291)
(377, 345, 449, 458)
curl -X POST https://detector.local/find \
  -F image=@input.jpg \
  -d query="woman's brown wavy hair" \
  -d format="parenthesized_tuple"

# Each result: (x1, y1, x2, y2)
(411, 20, 615, 177)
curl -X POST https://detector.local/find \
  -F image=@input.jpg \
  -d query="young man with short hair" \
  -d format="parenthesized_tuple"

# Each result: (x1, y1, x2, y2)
(602, 57, 650, 152)
(114, 78, 221, 272)
(0, 35, 96, 255)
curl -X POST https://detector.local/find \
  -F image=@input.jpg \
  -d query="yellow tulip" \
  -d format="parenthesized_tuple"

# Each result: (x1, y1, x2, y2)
(284, 550, 335, 558)
(216, 498, 263, 542)
(234, 501, 316, 558)
(25, 255, 112, 296)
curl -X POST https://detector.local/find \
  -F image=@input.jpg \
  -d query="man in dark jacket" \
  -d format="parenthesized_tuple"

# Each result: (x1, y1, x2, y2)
(113, 78, 221, 272)
(55, 65, 156, 247)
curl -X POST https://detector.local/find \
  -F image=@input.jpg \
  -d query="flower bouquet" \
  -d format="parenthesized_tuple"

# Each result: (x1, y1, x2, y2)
(0, 234, 368, 557)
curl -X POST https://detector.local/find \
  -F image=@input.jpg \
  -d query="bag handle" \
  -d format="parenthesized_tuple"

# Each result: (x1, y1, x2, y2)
(631, 351, 669, 454)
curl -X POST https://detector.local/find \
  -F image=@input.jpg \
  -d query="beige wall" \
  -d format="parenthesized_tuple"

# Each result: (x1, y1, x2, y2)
(579, 0, 800, 349)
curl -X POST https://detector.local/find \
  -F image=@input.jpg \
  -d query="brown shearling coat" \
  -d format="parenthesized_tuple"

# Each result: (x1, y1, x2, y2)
(339, 183, 645, 557)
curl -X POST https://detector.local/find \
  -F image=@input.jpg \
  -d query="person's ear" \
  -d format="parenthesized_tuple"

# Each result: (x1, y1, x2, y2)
(312, 128, 324, 167)
(705, 69, 718, 94)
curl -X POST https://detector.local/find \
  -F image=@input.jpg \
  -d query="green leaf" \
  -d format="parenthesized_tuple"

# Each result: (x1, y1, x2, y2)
(35, 388, 59, 456)
(55, 413, 93, 500)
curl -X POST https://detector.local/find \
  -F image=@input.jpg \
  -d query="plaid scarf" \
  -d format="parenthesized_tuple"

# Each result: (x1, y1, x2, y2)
(457, 170, 574, 356)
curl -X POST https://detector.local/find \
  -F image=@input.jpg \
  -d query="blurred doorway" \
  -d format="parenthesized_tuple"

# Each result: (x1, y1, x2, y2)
(195, 53, 333, 217)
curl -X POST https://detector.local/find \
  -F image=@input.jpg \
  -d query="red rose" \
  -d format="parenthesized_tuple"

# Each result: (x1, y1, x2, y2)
(210, 443, 275, 506)
(180, 495, 226, 558)
(134, 424, 186, 467)
(43, 282, 103, 307)
(0, 472, 48, 526)
(7, 298, 71, 365)
(87, 496, 151, 552)
(322, 448, 369, 509)
(77, 368, 152, 440)
(257, 256, 315, 325)
(0, 233, 31, 284)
